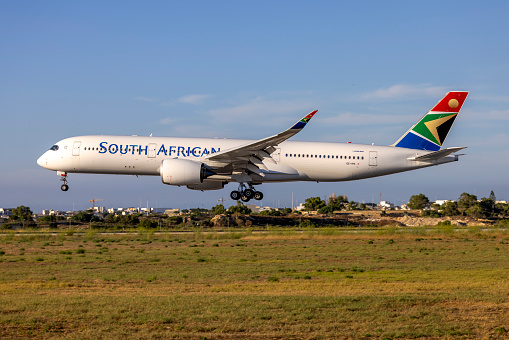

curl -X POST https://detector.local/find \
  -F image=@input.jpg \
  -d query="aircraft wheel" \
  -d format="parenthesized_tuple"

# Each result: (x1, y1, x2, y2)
(230, 190, 241, 200)
(241, 195, 251, 202)
(243, 188, 254, 198)
(61, 184, 69, 191)
(253, 191, 263, 200)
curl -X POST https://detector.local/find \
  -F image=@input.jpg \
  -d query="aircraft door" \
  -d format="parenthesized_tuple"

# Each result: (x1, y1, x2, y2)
(369, 151, 378, 166)
(72, 141, 81, 156)
(148, 143, 157, 158)
(273, 148, 281, 162)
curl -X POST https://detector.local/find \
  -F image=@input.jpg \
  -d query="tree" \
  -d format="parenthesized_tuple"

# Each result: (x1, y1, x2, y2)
(479, 197, 495, 218)
(457, 193, 477, 215)
(304, 197, 326, 211)
(327, 194, 347, 211)
(280, 208, 292, 215)
(347, 201, 358, 210)
(72, 210, 94, 222)
(138, 219, 158, 229)
(10, 206, 33, 222)
(489, 190, 496, 213)
(466, 204, 484, 219)
(318, 205, 335, 214)
(211, 204, 226, 215)
(495, 202, 509, 216)
(442, 201, 459, 216)
(104, 213, 117, 224)
(227, 202, 251, 215)
(408, 194, 429, 210)
(489, 190, 496, 202)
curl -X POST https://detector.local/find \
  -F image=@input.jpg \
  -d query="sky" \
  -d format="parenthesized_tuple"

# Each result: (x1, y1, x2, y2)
(1, 1, 509, 213)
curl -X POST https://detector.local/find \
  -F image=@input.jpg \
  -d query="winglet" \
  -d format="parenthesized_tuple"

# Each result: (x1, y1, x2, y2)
(290, 110, 318, 130)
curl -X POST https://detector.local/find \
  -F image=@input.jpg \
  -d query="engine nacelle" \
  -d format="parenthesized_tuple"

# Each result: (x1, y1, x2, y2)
(160, 159, 214, 186)
(187, 181, 226, 191)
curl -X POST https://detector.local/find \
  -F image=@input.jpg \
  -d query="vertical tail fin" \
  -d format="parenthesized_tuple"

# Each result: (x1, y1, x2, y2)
(392, 91, 469, 151)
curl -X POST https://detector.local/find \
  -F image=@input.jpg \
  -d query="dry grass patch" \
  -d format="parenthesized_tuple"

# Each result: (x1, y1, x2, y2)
(1, 231, 509, 339)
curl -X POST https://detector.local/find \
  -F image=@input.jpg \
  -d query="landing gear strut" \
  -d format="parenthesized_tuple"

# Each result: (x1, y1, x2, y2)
(60, 173, 69, 191)
(230, 183, 263, 202)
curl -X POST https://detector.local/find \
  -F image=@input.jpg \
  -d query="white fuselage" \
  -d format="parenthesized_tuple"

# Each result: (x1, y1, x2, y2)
(37, 135, 458, 184)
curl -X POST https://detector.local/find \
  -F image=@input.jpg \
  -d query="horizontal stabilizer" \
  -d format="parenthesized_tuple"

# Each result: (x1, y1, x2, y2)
(408, 147, 467, 161)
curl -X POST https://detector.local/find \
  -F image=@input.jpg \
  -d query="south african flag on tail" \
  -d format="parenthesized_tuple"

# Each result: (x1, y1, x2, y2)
(392, 91, 469, 151)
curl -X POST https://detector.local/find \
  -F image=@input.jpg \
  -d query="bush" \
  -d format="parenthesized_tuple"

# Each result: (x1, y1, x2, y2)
(421, 210, 441, 217)
(138, 219, 158, 229)
(300, 220, 317, 228)
(258, 209, 281, 216)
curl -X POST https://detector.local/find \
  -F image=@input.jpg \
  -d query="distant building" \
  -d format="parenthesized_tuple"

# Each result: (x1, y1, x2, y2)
(0, 208, 13, 217)
(379, 201, 394, 209)
(294, 203, 306, 211)
(93, 206, 105, 213)
(364, 203, 378, 210)
(164, 209, 180, 216)
(152, 208, 172, 214)
(244, 204, 272, 213)
(42, 209, 63, 216)
(434, 200, 453, 206)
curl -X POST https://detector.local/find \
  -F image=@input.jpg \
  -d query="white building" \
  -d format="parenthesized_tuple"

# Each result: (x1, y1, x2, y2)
(379, 201, 394, 209)
(0, 208, 13, 217)
(434, 200, 453, 206)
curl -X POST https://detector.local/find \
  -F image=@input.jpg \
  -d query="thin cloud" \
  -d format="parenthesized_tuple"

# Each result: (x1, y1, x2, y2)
(134, 96, 158, 103)
(207, 98, 314, 123)
(485, 109, 509, 120)
(159, 118, 172, 125)
(362, 84, 446, 99)
(319, 112, 416, 126)
(177, 94, 212, 105)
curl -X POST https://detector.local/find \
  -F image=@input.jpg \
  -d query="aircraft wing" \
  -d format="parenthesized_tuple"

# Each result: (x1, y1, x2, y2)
(204, 110, 317, 177)
(408, 146, 467, 162)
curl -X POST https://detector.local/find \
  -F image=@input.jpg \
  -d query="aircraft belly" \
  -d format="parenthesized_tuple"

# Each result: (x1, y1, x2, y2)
(65, 154, 160, 176)
(286, 162, 353, 181)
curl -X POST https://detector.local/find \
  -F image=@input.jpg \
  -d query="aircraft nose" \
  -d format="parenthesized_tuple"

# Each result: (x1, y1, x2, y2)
(37, 154, 46, 167)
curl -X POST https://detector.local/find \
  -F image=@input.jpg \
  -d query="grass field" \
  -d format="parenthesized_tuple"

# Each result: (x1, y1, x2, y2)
(1, 228, 509, 339)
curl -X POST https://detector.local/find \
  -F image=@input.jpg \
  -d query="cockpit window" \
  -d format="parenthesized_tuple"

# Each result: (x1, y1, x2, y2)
(50, 145, 59, 151)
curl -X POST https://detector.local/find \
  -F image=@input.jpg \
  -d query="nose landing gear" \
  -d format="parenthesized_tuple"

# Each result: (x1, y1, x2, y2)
(230, 183, 263, 202)
(60, 172, 69, 191)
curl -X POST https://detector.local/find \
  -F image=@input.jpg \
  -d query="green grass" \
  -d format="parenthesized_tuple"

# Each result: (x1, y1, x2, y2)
(0, 229, 508, 338)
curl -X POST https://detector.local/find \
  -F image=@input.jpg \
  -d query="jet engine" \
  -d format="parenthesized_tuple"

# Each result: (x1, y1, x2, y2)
(187, 180, 226, 191)
(160, 159, 215, 186)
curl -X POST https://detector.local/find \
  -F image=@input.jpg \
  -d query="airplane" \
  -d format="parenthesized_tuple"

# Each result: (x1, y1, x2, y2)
(37, 91, 468, 202)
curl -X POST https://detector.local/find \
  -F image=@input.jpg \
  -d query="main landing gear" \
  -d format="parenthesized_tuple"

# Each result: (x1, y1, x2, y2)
(230, 183, 263, 202)
(60, 172, 69, 191)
